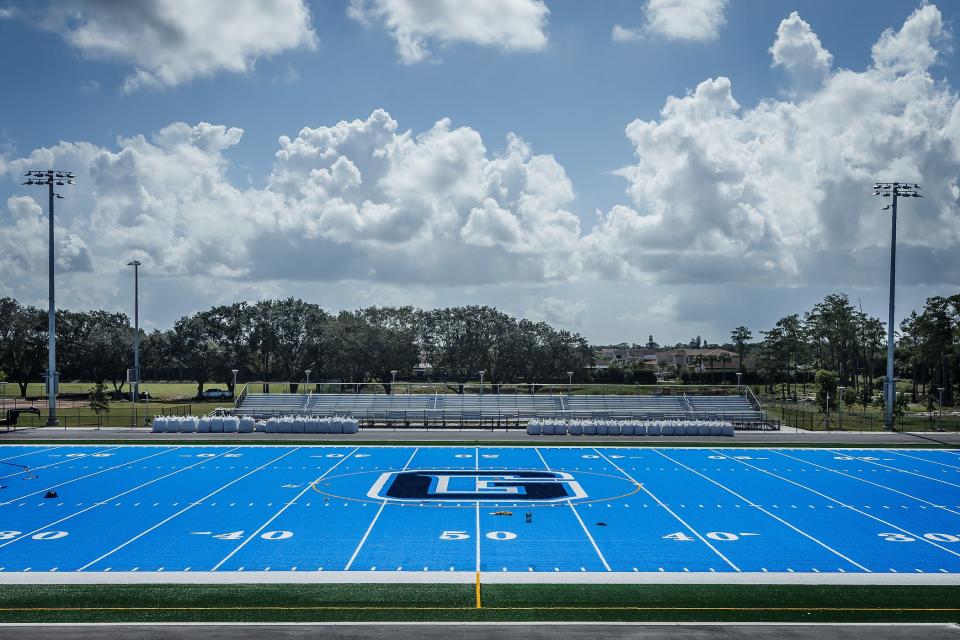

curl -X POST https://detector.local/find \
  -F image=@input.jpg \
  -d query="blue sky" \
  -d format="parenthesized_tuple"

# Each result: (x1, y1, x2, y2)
(1, 0, 959, 345)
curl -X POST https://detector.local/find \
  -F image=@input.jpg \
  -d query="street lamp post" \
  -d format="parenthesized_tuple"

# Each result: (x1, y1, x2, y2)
(838, 386, 845, 431)
(938, 387, 945, 432)
(231, 369, 239, 397)
(479, 370, 486, 397)
(873, 182, 921, 430)
(0, 381, 6, 412)
(736, 372, 742, 393)
(567, 370, 574, 388)
(390, 369, 397, 395)
(22, 170, 75, 426)
(305, 369, 312, 394)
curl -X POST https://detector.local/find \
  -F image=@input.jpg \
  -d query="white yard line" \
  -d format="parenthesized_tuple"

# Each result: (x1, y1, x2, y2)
(0, 447, 238, 550)
(76, 447, 301, 571)
(211, 447, 359, 571)
(0, 445, 122, 482)
(534, 447, 610, 572)
(716, 449, 960, 561)
(820, 449, 960, 488)
(652, 449, 870, 572)
(772, 450, 960, 517)
(593, 447, 740, 572)
(0, 446, 171, 506)
(887, 449, 960, 471)
(344, 447, 419, 571)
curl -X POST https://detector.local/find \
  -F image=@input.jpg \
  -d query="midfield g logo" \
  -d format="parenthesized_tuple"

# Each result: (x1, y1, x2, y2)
(368, 470, 587, 502)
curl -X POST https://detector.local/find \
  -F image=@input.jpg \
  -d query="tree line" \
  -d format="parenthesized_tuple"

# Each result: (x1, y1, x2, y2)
(0, 297, 594, 397)
(738, 292, 958, 408)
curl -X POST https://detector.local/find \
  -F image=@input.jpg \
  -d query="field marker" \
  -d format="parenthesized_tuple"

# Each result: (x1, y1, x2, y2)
(772, 450, 960, 517)
(76, 447, 301, 571)
(715, 450, 960, 561)
(652, 449, 870, 573)
(212, 448, 359, 571)
(594, 448, 740, 572)
(820, 449, 960, 489)
(344, 447, 419, 571)
(534, 448, 610, 572)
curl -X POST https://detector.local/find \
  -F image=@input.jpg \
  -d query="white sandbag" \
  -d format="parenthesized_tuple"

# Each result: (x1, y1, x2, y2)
(568, 421, 583, 436)
(238, 417, 255, 433)
(222, 416, 239, 433)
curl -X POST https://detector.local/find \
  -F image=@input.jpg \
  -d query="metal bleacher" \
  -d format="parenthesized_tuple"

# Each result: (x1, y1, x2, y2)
(236, 392, 769, 428)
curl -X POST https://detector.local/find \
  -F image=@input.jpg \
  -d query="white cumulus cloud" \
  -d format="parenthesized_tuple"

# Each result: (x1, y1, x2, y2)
(29, 0, 317, 91)
(614, 0, 728, 43)
(585, 4, 960, 288)
(348, 0, 549, 63)
(770, 11, 833, 93)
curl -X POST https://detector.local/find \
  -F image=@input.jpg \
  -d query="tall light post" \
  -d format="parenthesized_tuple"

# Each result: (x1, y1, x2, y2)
(736, 372, 743, 393)
(390, 369, 397, 395)
(305, 368, 312, 394)
(23, 170, 75, 426)
(0, 381, 6, 412)
(873, 182, 921, 430)
(567, 370, 574, 388)
(479, 370, 486, 397)
(231, 369, 239, 397)
(127, 260, 141, 426)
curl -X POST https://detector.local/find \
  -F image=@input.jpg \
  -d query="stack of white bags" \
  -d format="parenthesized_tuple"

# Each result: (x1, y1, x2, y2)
(260, 416, 359, 434)
(151, 415, 360, 434)
(526, 418, 734, 437)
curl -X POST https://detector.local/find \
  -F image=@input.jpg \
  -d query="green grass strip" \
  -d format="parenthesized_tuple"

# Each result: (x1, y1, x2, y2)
(0, 584, 958, 623)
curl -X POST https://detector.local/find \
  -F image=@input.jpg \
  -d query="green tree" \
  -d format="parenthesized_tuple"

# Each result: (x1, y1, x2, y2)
(814, 369, 839, 412)
(730, 326, 752, 374)
(88, 382, 111, 427)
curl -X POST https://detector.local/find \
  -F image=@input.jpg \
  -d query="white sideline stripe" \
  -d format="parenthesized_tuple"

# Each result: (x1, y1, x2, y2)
(3, 622, 960, 628)
(212, 448, 359, 571)
(887, 449, 960, 471)
(653, 449, 870, 573)
(344, 447, 419, 571)
(76, 448, 300, 571)
(717, 450, 960, 560)
(594, 448, 740, 572)
(0, 446, 168, 506)
(0, 445, 122, 483)
(534, 447, 610, 572)
(822, 448, 960, 489)
(0, 447, 236, 551)
(773, 450, 960, 517)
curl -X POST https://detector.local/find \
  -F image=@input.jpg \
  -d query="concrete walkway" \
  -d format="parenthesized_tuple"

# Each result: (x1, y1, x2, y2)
(2, 426, 959, 446)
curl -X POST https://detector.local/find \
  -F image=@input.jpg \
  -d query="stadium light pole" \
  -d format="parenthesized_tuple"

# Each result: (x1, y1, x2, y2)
(305, 368, 312, 393)
(127, 260, 141, 426)
(479, 370, 486, 397)
(873, 182, 921, 430)
(22, 170, 75, 426)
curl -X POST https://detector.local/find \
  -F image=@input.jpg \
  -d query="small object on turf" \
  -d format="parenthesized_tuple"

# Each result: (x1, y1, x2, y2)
(525, 511, 533, 523)
(491, 510, 513, 516)
(595, 522, 607, 527)
(44, 491, 58, 499)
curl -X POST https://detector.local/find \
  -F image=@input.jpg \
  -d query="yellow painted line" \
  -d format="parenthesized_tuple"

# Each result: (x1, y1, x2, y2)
(475, 571, 482, 609)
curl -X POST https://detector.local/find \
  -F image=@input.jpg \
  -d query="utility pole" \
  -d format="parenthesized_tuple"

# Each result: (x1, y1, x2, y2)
(128, 260, 142, 426)
(873, 182, 921, 431)
(22, 171, 75, 426)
